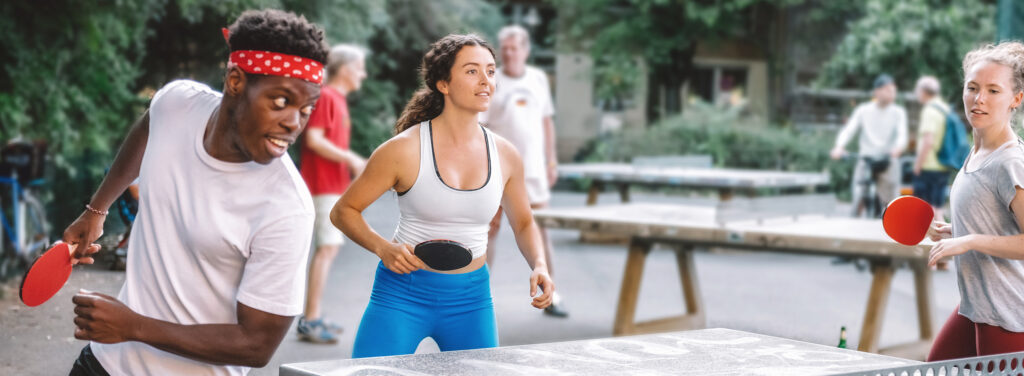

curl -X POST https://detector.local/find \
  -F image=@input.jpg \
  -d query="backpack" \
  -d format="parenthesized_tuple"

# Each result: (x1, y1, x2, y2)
(930, 103, 970, 170)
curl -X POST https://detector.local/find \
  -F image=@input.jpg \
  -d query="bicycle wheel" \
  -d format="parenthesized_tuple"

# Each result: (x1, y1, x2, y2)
(0, 248, 18, 282)
(0, 207, 21, 282)
(18, 191, 49, 263)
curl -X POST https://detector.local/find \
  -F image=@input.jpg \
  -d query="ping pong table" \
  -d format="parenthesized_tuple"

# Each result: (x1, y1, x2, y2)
(558, 163, 831, 204)
(280, 328, 917, 376)
(533, 203, 935, 359)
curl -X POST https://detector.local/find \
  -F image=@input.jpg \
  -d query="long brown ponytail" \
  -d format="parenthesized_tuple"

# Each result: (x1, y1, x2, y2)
(394, 34, 494, 134)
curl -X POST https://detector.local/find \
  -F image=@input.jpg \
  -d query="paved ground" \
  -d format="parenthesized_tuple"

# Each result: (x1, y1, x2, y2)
(0, 190, 959, 375)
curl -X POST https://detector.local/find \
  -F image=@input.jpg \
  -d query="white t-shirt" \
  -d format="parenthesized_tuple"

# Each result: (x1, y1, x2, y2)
(834, 101, 908, 158)
(92, 80, 315, 376)
(480, 66, 555, 204)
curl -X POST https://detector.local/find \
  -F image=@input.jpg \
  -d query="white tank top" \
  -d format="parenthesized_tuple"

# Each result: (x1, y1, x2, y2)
(392, 121, 504, 258)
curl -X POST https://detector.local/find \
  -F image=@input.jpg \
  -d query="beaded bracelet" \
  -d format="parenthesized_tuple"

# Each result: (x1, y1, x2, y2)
(85, 204, 108, 216)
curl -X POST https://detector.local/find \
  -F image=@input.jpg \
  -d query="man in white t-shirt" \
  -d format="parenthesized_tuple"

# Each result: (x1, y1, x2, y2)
(62, 9, 325, 376)
(830, 74, 909, 217)
(480, 25, 567, 317)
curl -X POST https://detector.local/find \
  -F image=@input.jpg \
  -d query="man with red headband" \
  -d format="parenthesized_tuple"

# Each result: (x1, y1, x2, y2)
(62, 9, 327, 375)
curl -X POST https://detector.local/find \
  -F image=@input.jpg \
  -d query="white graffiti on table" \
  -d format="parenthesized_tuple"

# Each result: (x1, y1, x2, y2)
(506, 348, 627, 367)
(582, 338, 692, 362)
(750, 344, 862, 363)
(460, 359, 573, 375)
(323, 365, 433, 376)
(667, 334, 762, 346)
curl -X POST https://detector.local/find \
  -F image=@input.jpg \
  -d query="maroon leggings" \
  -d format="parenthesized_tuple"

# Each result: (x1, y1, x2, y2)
(928, 306, 1024, 361)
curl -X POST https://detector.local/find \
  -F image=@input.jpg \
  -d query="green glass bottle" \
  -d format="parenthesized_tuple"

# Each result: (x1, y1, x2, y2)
(838, 326, 848, 348)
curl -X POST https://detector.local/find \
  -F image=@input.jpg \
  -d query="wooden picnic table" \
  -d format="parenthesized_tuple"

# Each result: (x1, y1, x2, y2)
(534, 203, 935, 359)
(558, 163, 831, 203)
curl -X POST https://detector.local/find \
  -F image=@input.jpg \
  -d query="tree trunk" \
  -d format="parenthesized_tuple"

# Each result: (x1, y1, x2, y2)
(647, 44, 696, 122)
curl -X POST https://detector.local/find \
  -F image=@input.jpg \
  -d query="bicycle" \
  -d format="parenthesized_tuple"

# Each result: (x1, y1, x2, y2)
(849, 153, 892, 219)
(832, 152, 893, 271)
(0, 142, 50, 282)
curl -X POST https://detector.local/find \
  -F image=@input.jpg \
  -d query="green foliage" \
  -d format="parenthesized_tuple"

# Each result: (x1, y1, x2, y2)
(0, 0, 504, 236)
(550, 0, 770, 116)
(339, 0, 502, 155)
(141, 0, 280, 90)
(0, 1, 162, 233)
(577, 102, 854, 199)
(817, 0, 995, 97)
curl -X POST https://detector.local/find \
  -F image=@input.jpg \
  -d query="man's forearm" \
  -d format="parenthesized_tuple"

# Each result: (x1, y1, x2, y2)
(90, 111, 149, 211)
(132, 315, 285, 367)
(916, 139, 934, 168)
(543, 116, 557, 165)
(309, 137, 350, 164)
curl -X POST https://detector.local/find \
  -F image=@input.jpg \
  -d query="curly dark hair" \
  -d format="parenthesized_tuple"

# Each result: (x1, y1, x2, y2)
(394, 34, 494, 134)
(226, 9, 328, 65)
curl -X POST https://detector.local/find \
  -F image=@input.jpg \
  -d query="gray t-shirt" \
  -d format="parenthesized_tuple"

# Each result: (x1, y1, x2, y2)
(950, 138, 1024, 331)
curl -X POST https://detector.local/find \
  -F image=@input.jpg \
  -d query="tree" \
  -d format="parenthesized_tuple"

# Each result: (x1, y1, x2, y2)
(0, 0, 163, 232)
(816, 0, 995, 101)
(0, 0, 503, 236)
(140, 0, 281, 88)
(321, 0, 503, 156)
(551, 0, 777, 122)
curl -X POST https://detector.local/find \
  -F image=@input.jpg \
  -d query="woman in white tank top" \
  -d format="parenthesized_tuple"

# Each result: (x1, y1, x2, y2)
(331, 34, 555, 358)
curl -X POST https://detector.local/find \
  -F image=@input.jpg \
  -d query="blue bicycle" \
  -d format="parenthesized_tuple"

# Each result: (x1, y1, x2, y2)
(0, 142, 50, 281)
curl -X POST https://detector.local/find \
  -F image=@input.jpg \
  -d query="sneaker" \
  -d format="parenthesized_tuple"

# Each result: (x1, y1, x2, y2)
(297, 317, 340, 344)
(298, 315, 343, 334)
(319, 317, 344, 334)
(543, 303, 569, 318)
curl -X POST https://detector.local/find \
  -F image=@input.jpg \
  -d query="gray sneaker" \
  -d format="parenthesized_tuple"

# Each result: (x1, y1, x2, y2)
(297, 317, 341, 344)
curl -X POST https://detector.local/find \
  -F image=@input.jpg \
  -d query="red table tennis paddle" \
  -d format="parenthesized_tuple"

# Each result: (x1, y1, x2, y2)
(882, 196, 934, 246)
(415, 239, 472, 271)
(19, 242, 75, 307)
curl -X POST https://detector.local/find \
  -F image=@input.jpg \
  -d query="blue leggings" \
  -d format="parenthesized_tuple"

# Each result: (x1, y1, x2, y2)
(352, 262, 498, 358)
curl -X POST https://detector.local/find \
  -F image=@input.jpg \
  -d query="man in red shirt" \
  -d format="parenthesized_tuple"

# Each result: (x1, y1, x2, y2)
(297, 44, 367, 344)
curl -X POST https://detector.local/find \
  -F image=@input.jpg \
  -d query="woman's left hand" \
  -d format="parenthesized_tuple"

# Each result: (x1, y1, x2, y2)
(929, 235, 975, 267)
(529, 267, 555, 309)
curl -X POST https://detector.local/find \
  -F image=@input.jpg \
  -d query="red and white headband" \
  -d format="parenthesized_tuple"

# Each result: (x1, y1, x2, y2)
(222, 28, 324, 85)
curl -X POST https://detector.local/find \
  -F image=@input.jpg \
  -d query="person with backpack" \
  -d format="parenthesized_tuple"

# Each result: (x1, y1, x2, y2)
(913, 76, 954, 221)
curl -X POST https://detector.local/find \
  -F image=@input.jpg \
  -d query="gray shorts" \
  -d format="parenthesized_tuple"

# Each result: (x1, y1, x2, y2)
(313, 194, 345, 247)
(851, 157, 901, 206)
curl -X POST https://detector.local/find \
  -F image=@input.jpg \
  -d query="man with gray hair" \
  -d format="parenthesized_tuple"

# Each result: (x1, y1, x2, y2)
(912, 75, 951, 222)
(481, 25, 568, 317)
(297, 44, 368, 343)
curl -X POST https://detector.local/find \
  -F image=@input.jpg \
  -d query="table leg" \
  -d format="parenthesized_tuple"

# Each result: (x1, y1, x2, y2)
(717, 188, 734, 202)
(912, 261, 934, 341)
(586, 181, 603, 206)
(613, 239, 651, 335)
(872, 261, 935, 360)
(613, 241, 706, 336)
(858, 261, 894, 353)
(618, 183, 630, 203)
(676, 246, 704, 320)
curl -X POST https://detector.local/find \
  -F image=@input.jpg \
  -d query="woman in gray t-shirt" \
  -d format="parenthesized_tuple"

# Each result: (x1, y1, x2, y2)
(926, 42, 1024, 361)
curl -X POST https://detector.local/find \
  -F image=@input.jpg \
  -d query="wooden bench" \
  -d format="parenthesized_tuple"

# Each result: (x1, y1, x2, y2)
(535, 201, 934, 359)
